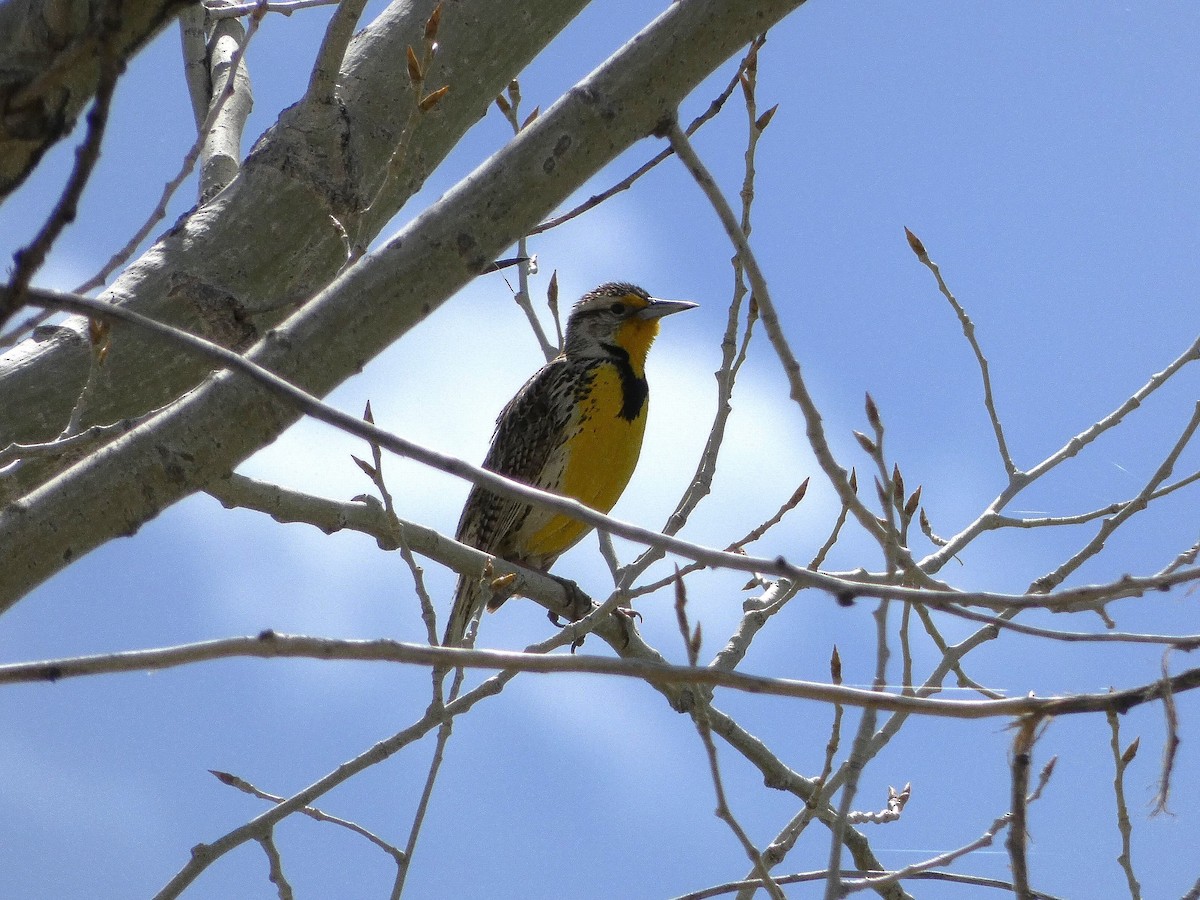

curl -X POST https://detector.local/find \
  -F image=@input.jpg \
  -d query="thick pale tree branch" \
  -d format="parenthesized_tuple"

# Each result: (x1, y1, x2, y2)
(0, 0, 196, 198)
(0, 0, 812, 606)
(9, 285, 1200, 616)
(9, 286, 1199, 615)
(0, 0, 594, 499)
(198, 14, 254, 203)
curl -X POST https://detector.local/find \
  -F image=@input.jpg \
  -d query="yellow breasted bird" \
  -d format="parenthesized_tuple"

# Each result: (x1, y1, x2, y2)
(444, 283, 697, 646)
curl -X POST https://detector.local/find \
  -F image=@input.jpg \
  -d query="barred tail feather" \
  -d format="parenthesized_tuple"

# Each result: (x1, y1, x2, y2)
(443, 575, 483, 647)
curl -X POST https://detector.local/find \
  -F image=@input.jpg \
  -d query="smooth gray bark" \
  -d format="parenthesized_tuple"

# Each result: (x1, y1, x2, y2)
(0, 0, 809, 608)
(0, 0, 195, 196)
(0, 0, 589, 500)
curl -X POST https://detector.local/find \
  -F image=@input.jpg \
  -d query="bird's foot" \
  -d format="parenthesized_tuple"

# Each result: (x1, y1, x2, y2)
(543, 576, 594, 650)
(546, 576, 592, 622)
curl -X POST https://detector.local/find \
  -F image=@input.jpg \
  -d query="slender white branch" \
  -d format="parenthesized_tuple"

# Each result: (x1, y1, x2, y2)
(15, 287, 1200, 620)
(663, 119, 919, 579)
(906, 228, 1016, 476)
(206, 0, 339, 18)
(6, 632, 1200, 720)
(19, 288, 1200, 621)
(200, 16, 255, 202)
(1032, 401, 1200, 593)
(920, 332, 1200, 574)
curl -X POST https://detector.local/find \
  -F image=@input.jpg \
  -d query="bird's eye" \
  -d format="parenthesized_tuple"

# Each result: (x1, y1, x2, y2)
(609, 302, 627, 315)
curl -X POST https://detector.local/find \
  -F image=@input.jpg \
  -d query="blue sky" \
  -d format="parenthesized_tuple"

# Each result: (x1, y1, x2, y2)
(3, 2, 1199, 898)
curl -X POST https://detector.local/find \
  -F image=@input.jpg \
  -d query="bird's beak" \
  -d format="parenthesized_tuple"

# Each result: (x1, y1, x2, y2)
(637, 298, 699, 320)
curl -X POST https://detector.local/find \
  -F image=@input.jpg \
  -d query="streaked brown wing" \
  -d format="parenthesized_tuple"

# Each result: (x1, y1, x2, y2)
(455, 355, 578, 556)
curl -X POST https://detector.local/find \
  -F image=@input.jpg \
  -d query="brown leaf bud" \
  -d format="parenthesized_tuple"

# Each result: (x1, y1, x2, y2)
(864, 392, 880, 429)
(424, 2, 442, 41)
(904, 485, 922, 519)
(419, 85, 449, 111)
(1122, 737, 1140, 765)
(904, 226, 927, 260)
(406, 46, 422, 85)
(755, 103, 779, 132)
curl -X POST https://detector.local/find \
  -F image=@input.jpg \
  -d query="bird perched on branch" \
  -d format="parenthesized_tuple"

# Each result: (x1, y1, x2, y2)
(443, 282, 697, 646)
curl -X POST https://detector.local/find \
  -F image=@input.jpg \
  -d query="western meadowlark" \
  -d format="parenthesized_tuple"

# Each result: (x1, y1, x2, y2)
(443, 282, 697, 646)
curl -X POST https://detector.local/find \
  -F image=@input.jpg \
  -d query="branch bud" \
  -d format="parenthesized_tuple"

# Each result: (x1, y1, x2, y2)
(904, 485, 922, 519)
(853, 430, 876, 456)
(424, 2, 442, 42)
(419, 86, 449, 111)
(1122, 737, 1140, 765)
(755, 103, 778, 132)
(904, 226, 928, 260)
(406, 45, 423, 85)
(864, 392, 881, 430)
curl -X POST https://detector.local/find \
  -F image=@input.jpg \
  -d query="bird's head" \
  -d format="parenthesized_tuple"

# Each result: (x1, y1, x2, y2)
(563, 282, 696, 372)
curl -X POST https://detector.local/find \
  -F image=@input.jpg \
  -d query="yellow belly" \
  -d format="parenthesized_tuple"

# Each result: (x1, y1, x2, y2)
(522, 364, 646, 559)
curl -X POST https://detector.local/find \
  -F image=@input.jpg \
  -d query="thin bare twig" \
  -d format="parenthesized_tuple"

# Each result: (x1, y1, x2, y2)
(2, 35, 119, 329)
(629, 479, 809, 599)
(392, 711, 454, 899)
(258, 829, 294, 900)
(206, 0, 340, 18)
(1032, 402, 1200, 593)
(210, 769, 406, 865)
(30, 287, 1200, 613)
(629, 45, 770, 583)
(810, 471, 856, 570)
(824, 599, 890, 900)
(677, 576, 785, 900)
(728, 480, 808, 553)
(664, 118, 914, 576)
(1106, 709, 1142, 899)
(910, 603, 1004, 698)
(1006, 717, 1043, 899)
(1153, 652, 1181, 815)
(12, 636, 1200, 721)
(360, 4, 446, 239)
(933, 603, 1200, 648)
(73, 1, 269, 295)
(920, 331, 1200, 574)
(1158, 534, 1200, 578)
(495, 80, 556, 361)
(676, 868, 1066, 900)
(758, 648, 846, 877)
(844, 757, 1056, 897)
(905, 227, 1015, 476)
(989, 469, 1200, 531)
(529, 35, 768, 236)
